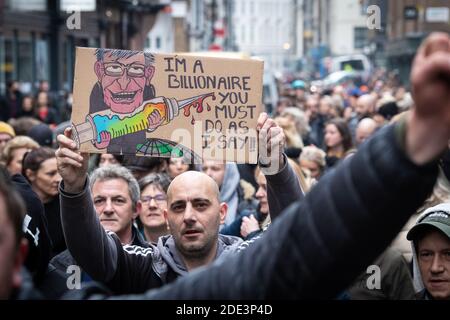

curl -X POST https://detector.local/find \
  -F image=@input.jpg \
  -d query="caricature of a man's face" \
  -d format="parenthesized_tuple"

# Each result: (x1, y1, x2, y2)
(95, 52, 154, 114)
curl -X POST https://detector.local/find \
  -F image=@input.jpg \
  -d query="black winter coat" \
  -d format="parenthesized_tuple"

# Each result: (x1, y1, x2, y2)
(116, 123, 437, 299)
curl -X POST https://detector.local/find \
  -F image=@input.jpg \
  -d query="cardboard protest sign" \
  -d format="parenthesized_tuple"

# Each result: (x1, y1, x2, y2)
(71, 47, 264, 163)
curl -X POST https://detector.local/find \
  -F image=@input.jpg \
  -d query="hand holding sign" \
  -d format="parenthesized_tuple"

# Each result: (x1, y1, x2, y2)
(56, 127, 89, 194)
(257, 112, 286, 175)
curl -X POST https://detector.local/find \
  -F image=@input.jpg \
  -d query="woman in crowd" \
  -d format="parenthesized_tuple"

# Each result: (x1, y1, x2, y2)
(35, 92, 58, 127)
(299, 145, 327, 181)
(138, 173, 171, 244)
(240, 159, 312, 239)
(19, 95, 35, 118)
(1, 136, 39, 175)
(166, 157, 195, 179)
(324, 118, 354, 168)
(23, 147, 65, 256)
(222, 158, 309, 240)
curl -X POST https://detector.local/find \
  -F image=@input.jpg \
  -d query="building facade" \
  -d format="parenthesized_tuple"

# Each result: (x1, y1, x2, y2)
(300, 0, 369, 78)
(365, 0, 450, 84)
(232, 0, 295, 73)
(384, 0, 450, 84)
(145, 8, 175, 53)
(328, 0, 367, 55)
(0, 0, 166, 95)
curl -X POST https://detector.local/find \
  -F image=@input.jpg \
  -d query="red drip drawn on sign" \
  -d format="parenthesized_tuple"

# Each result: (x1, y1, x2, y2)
(183, 92, 216, 117)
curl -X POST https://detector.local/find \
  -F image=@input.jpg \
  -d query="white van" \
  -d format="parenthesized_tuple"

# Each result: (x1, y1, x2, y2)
(329, 54, 372, 82)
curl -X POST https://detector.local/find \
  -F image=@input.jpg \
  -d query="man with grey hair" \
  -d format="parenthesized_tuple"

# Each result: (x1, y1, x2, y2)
(89, 49, 158, 153)
(44, 165, 148, 298)
(87, 165, 142, 244)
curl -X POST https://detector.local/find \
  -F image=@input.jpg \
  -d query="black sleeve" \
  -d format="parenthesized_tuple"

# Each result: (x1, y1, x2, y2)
(119, 124, 437, 300)
(266, 156, 304, 221)
(105, 236, 164, 294)
(60, 180, 161, 294)
(12, 174, 52, 285)
(0, 95, 9, 121)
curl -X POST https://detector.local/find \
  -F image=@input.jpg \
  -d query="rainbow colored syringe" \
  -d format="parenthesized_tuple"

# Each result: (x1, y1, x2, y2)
(72, 92, 215, 148)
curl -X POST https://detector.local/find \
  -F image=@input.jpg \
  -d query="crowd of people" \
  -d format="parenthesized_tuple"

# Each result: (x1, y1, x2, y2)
(0, 80, 72, 127)
(0, 33, 449, 300)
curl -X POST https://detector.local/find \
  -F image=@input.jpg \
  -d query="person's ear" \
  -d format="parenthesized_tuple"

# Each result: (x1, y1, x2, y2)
(12, 238, 28, 290)
(145, 66, 155, 83)
(163, 208, 168, 221)
(159, 161, 168, 172)
(25, 169, 35, 182)
(94, 61, 104, 81)
(133, 201, 142, 220)
(219, 202, 228, 225)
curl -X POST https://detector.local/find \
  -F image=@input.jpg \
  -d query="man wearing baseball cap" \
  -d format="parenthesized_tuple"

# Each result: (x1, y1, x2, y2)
(407, 203, 450, 300)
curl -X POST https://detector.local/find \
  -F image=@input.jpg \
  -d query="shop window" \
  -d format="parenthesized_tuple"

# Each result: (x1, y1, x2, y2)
(4, 39, 15, 83)
(354, 27, 368, 49)
(36, 39, 49, 82)
(156, 37, 161, 49)
(18, 40, 33, 89)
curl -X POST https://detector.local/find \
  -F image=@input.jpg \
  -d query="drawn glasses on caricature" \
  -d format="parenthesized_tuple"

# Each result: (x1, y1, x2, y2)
(103, 62, 146, 78)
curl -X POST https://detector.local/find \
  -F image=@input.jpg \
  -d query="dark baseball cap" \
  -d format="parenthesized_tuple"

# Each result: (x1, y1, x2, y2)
(28, 123, 53, 147)
(122, 155, 166, 173)
(407, 203, 450, 241)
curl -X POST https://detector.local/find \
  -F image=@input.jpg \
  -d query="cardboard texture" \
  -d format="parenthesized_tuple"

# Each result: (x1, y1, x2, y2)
(71, 47, 264, 163)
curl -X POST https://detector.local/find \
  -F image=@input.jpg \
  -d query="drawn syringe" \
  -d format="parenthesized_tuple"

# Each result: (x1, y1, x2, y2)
(72, 92, 215, 148)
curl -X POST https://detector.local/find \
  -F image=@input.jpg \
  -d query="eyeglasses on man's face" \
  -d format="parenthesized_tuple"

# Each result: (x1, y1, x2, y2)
(141, 194, 167, 204)
(104, 62, 146, 77)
